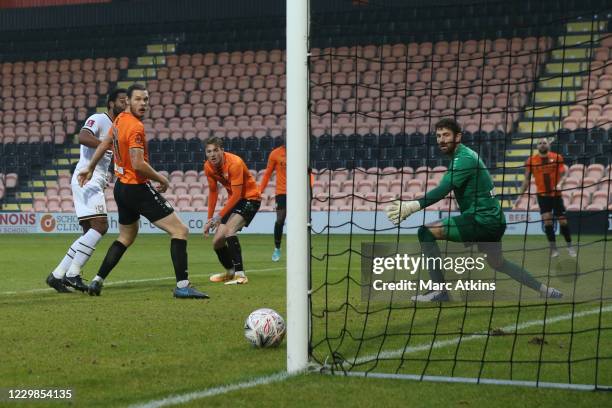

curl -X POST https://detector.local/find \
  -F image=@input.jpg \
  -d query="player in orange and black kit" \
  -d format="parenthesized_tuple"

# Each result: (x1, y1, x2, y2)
(259, 144, 287, 262)
(204, 137, 261, 285)
(78, 84, 208, 298)
(516, 137, 576, 258)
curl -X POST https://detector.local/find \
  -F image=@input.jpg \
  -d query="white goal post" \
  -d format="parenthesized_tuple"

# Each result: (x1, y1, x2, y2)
(286, 0, 310, 373)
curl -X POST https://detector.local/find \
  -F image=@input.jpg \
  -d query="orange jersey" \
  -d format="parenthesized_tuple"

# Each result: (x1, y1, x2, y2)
(111, 112, 149, 184)
(204, 152, 261, 218)
(259, 146, 287, 195)
(526, 152, 565, 196)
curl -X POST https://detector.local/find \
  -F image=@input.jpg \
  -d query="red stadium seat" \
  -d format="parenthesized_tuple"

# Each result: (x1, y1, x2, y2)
(47, 197, 61, 212)
(213, 89, 228, 104)
(213, 77, 230, 92)
(158, 79, 171, 92)
(195, 53, 211, 67)
(195, 77, 211, 91)
(170, 78, 184, 92)
(175, 169, 197, 185)
(60, 198, 74, 213)
(149, 91, 161, 106)
(268, 49, 286, 63)
(233, 63, 248, 77)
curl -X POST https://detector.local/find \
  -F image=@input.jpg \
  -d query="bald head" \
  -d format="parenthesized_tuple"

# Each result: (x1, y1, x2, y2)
(537, 138, 550, 155)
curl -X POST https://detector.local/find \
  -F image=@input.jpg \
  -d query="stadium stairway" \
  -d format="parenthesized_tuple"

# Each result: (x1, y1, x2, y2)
(1, 143, 67, 211)
(2, 40, 188, 212)
(0, 45, 168, 211)
(2, 121, 112, 213)
(114, 42, 177, 94)
(494, 19, 609, 208)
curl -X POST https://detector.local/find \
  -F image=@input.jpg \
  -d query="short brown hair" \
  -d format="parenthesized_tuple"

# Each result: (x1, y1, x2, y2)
(434, 118, 462, 135)
(127, 83, 146, 98)
(204, 136, 224, 148)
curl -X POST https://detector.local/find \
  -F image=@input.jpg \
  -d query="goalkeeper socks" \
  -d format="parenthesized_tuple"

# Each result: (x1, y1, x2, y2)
(226, 236, 244, 272)
(497, 259, 541, 292)
(214, 245, 234, 270)
(170, 238, 189, 282)
(560, 224, 572, 244)
(66, 229, 102, 277)
(97, 240, 127, 279)
(544, 224, 556, 249)
(274, 222, 283, 249)
(417, 226, 445, 284)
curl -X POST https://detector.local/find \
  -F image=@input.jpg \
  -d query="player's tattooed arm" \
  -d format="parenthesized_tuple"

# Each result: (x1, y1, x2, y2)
(515, 168, 532, 208)
(556, 164, 567, 192)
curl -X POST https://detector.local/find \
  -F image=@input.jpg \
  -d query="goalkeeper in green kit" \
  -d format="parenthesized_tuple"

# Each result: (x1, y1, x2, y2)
(386, 118, 562, 301)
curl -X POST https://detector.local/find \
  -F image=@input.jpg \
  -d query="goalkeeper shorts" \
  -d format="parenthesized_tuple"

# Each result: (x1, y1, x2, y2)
(441, 213, 506, 243)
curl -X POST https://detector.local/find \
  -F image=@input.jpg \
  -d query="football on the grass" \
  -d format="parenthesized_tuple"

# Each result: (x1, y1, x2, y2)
(244, 308, 286, 348)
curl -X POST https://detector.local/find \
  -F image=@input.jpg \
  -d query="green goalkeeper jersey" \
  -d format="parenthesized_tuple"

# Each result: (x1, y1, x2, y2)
(418, 144, 505, 227)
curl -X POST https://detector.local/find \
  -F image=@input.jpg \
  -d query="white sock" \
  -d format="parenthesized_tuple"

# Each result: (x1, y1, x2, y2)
(235, 271, 245, 278)
(176, 280, 189, 288)
(52, 245, 77, 279)
(66, 229, 103, 277)
(93, 275, 104, 283)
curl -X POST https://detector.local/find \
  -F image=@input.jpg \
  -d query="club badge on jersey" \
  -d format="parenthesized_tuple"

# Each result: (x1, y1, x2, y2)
(115, 163, 125, 175)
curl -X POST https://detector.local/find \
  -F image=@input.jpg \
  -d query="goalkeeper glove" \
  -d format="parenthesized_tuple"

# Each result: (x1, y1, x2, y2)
(385, 200, 421, 225)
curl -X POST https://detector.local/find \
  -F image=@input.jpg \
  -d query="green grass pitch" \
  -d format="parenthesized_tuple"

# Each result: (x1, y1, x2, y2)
(0, 233, 610, 407)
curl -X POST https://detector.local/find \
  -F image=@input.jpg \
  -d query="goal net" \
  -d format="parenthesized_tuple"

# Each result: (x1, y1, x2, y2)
(307, 0, 611, 390)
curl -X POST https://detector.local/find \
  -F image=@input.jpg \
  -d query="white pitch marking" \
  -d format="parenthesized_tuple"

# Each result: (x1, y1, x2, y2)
(0, 267, 285, 296)
(128, 306, 611, 407)
(1, 265, 350, 296)
(127, 371, 293, 408)
(348, 304, 612, 366)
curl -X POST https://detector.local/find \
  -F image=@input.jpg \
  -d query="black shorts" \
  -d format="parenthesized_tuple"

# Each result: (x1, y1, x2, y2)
(114, 180, 174, 225)
(275, 194, 287, 210)
(536, 195, 566, 216)
(220, 199, 261, 227)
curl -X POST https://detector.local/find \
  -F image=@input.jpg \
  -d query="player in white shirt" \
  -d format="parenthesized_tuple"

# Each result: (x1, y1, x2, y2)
(46, 89, 127, 293)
